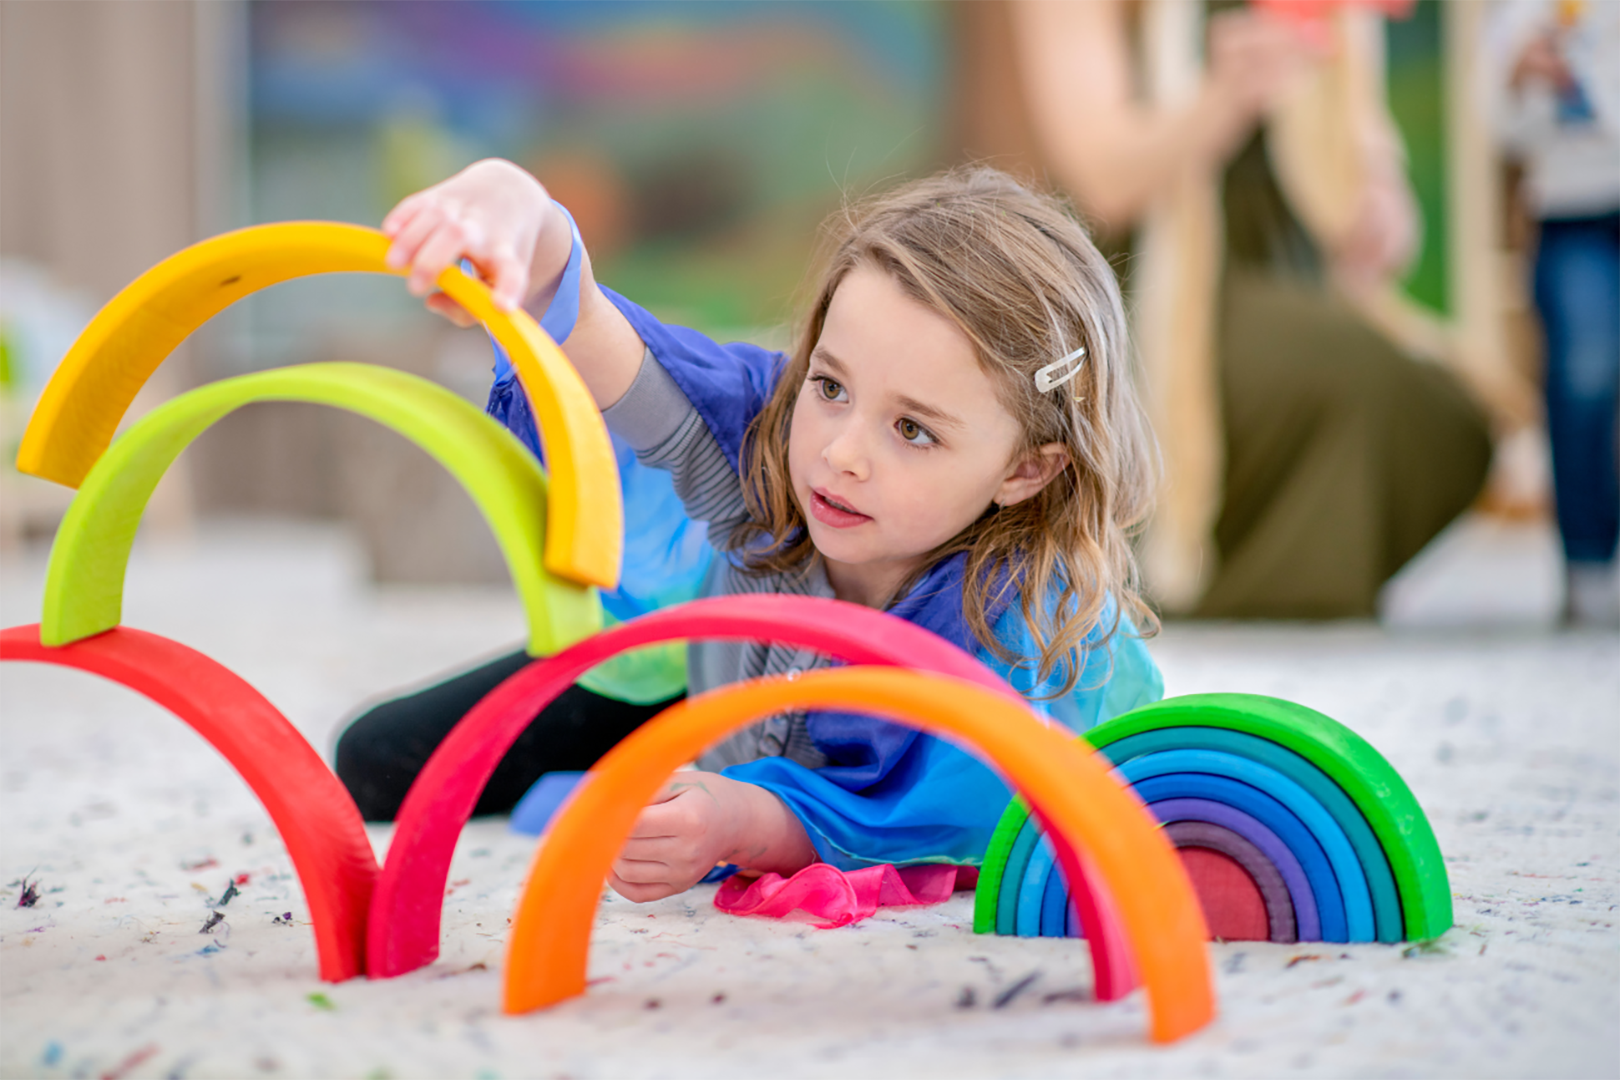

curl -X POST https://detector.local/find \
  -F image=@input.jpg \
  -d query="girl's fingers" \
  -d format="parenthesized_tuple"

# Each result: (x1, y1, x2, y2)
(381, 192, 428, 237)
(408, 222, 479, 298)
(610, 856, 674, 886)
(618, 835, 686, 863)
(424, 291, 477, 328)
(483, 248, 529, 311)
(607, 872, 676, 903)
(628, 790, 703, 835)
(385, 206, 448, 273)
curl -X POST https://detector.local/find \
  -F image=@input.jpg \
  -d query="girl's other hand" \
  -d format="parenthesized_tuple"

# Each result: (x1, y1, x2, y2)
(608, 773, 816, 903)
(381, 158, 554, 324)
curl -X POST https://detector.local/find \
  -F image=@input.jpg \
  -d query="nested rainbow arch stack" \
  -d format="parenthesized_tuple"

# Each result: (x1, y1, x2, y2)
(975, 694, 1453, 945)
(0, 221, 1447, 1048)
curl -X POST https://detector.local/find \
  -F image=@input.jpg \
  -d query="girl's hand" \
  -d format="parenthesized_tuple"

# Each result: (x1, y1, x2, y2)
(381, 158, 565, 324)
(608, 773, 816, 903)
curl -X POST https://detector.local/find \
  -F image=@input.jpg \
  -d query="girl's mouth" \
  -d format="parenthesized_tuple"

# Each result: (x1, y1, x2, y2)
(809, 488, 871, 528)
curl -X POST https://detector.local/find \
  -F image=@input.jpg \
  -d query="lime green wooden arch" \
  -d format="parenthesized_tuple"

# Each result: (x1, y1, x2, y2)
(40, 363, 599, 655)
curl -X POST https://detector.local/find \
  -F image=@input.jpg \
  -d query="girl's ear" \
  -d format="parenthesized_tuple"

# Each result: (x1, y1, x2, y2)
(995, 442, 1070, 508)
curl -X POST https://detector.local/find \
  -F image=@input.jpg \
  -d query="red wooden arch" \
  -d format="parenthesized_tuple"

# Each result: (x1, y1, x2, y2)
(0, 625, 377, 981)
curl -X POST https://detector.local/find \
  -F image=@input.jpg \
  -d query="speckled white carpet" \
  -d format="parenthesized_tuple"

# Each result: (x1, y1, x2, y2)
(1, 516, 1616, 1079)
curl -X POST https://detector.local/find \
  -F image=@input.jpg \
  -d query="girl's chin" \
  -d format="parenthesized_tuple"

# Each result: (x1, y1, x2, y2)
(805, 525, 875, 564)
(807, 531, 921, 575)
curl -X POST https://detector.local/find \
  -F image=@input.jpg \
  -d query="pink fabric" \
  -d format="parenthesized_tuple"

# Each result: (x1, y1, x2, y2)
(714, 863, 977, 929)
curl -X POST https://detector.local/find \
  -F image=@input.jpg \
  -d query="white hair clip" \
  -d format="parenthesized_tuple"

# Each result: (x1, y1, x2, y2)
(1035, 346, 1087, 394)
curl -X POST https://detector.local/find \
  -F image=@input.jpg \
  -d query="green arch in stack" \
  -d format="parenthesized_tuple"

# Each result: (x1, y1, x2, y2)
(974, 693, 1451, 945)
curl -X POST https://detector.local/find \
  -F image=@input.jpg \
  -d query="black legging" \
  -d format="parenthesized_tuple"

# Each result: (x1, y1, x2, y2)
(333, 649, 682, 821)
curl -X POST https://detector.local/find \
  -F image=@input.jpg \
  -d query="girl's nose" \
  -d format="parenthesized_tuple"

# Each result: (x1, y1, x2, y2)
(822, 424, 871, 480)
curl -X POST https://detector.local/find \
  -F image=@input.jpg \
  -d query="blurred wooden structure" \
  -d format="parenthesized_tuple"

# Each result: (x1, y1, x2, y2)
(0, 0, 241, 548)
(950, 0, 1546, 528)
(0, 0, 505, 583)
(187, 327, 512, 585)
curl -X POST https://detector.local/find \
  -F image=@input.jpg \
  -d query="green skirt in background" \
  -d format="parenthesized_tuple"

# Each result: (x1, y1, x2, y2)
(1194, 271, 1492, 619)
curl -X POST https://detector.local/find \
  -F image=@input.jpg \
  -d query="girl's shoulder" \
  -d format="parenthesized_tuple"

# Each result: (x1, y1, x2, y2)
(977, 594, 1163, 734)
(600, 286, 787, 468)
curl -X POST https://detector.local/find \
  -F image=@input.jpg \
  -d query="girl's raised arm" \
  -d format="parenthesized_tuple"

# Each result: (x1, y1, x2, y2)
(382, 158, 646, 409)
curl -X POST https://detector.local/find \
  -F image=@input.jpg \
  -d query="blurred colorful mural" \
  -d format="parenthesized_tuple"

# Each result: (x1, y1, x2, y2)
(246, 0, 948, 360)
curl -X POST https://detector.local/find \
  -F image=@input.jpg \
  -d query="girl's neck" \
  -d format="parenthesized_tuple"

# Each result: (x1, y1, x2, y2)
(822, 554, 919, 610)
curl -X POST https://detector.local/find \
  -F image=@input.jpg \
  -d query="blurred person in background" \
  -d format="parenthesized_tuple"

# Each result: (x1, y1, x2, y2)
(1485, 0, 1620, 628)
(1007, 0, 1494, 619)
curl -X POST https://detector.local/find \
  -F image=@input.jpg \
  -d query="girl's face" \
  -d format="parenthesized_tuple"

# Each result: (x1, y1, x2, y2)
(789, 264, 1066, 608)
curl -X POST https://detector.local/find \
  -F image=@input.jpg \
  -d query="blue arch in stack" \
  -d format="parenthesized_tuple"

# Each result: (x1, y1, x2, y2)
(974, 694, 1454, 946)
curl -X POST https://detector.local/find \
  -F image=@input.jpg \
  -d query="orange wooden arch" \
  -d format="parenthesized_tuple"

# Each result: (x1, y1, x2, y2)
(505, 667, 1215, 1044)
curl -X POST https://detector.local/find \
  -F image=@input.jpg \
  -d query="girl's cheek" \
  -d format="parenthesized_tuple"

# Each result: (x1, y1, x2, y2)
(785, 426, 816, 494)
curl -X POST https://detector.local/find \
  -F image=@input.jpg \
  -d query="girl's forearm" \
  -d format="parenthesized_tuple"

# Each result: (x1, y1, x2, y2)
(520, 192, 574, 317)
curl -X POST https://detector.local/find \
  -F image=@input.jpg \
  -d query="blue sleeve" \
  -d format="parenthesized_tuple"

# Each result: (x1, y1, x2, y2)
(598, 285, 786, 471)
(722, 598, 1164, 871)
(974, 598, 1164, 734)
(485, 361, 714, 624)
(484, 332, 716, 705)
(722, 735, 1013, 869)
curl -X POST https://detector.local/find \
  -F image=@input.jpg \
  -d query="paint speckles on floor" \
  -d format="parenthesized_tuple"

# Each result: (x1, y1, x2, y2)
(2, 519, 1616, 1079)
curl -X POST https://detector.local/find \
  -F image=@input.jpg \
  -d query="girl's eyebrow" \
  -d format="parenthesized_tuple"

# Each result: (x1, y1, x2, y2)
(811, 346, 964, 433)
(809, 346, 850, 376)
(894, 393, 964, 433)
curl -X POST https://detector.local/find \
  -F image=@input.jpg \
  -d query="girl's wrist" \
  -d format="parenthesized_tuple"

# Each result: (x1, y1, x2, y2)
(722, 779, 816, 876)
(524, 201, 585, 343)
(523, 197, 574, 309)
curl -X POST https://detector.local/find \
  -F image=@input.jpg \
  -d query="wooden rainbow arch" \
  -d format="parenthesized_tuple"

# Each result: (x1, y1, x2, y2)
(13, 221, 621, 591)
(3, 358, 610, 980)
(504, 665, 1217, 1045)
(34, 363, 599, 655)
(0, 221, 1229, 1045)
(0, 623, 378, 983)
(362, 592, 1137, 1006)
(975, 694, 1453, 946)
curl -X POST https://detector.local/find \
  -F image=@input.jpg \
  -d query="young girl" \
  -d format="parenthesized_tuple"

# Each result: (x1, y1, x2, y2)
(339, 160, 1162, 903)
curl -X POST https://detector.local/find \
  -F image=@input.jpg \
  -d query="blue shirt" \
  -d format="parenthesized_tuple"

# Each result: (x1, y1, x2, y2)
(488, 286, 1163, 868)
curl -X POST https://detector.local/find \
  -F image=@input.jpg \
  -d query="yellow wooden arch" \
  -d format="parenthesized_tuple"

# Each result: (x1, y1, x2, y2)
(16, 222, 620, 589)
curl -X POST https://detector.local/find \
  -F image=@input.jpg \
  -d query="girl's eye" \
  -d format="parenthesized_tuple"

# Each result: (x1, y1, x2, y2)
(897, 417, 937, 446)
(813, 376, 847, 402)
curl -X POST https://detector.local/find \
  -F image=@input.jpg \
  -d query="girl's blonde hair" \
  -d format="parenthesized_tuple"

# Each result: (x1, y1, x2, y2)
(733, 166, 1158, 693)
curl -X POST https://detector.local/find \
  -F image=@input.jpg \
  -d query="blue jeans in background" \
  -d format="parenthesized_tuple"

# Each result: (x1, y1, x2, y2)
(1534, 211, 1620, 567)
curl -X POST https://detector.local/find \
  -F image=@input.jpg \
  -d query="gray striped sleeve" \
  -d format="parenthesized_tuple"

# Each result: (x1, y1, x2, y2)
(605, 348, 833, 776)
(602, 348, 751, 536)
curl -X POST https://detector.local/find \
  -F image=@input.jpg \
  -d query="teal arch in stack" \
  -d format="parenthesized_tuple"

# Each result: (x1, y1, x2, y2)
(974, 694, 1452, 944)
